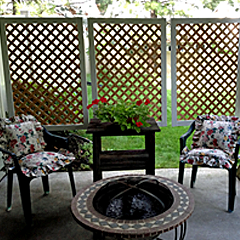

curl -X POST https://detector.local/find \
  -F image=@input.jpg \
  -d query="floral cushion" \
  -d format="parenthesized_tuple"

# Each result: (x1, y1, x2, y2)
(180, 147, 234, 169)
(0, 115, 76, 177)
(0, 115, 46, 166)
(192, 115, 240, 154)
(6, 121, 44, 155)
(180, 115, 240, 169)
(19, 149, 75, 177)
(196, 120, 235, 154)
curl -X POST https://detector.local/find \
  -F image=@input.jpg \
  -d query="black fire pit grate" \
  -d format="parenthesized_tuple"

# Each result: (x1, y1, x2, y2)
(93, 177, 174, 220)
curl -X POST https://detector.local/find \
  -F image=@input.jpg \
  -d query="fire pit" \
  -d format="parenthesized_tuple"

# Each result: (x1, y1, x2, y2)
(71, 175, 194, 240)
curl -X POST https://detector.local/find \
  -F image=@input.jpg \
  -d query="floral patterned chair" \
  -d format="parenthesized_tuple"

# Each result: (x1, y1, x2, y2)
(0, 115, 77, 225)
(178, 115, 240, 212)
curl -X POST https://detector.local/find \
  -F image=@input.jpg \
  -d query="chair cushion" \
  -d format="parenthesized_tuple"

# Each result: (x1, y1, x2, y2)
(192, 115, 239, 155)
(19, 149, 75, 177)
(197, 120, 235, 154)
(6, 121, 44, 155)
(0, 115, 46, 165)
(180, 147, 234, 169)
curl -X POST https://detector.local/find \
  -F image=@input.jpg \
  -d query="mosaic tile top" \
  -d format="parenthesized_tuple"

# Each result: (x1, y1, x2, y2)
(71, 175, 194, 239)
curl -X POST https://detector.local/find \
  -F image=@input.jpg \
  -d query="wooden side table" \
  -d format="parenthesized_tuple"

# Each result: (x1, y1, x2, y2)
(86, 118, 160, 182)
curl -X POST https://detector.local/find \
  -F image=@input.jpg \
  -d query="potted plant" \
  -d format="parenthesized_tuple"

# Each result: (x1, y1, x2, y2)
(87, 97, 151, 133)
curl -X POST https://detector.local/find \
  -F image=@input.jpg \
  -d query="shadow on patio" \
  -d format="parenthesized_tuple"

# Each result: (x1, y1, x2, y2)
(0, 168, 239, 240)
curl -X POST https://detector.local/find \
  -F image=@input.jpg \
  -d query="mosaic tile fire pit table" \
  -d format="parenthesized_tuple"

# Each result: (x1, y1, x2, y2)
(71, 175, 194, 240)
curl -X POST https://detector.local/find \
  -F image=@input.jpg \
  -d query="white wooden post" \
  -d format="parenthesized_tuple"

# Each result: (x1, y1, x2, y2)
(0, 21, 6, 118)
(0, 152, 4, 181)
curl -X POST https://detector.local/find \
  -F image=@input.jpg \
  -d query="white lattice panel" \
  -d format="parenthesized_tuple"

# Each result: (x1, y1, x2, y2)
(1, 18, 88, 130)
(88, 18, 167, 126)
(171, 18, 240, 126)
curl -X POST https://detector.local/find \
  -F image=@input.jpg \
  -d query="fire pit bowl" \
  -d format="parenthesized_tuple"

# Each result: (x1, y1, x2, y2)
(93, 177, 174, 220)
(71, 175, 194, 240)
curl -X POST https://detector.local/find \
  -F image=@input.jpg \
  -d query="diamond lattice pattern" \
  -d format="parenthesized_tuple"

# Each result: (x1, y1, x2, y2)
(93, 23, 162, 121)
(176, 22, 239, 120)
(6, 22, 83, 125)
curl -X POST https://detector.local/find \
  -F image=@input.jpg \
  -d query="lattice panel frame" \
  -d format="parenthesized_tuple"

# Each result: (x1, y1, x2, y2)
(171, 18, 240, 126)
(88, 18, 167, 126)
(1, 18, 88, 130)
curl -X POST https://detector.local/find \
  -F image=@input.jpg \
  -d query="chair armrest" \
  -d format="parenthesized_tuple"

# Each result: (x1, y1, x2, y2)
(42, 127, 69, 151)
(0, 147, 22, 171)
(0, 147, 17, 159)
(180, 121, 195, 153)
(67, 133, 92, 155)
(69, 133, 92, 144)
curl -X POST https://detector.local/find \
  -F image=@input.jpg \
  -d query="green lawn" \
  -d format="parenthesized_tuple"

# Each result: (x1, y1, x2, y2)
(74, 88, 189, 169)
(155, 90, 189, 168)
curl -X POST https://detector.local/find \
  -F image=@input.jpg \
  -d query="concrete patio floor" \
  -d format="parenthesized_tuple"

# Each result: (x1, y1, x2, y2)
(0, 168, 239, 240)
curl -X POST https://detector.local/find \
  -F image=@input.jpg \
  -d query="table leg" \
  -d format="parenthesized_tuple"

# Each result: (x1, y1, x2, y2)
(93, 134, 102, 182)
(154, 222, 187, 240)
(145, 132, 155, 175)
(175, 222, 187, 240)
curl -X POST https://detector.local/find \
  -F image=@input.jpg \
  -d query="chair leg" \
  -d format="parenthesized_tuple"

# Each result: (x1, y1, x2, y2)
(190, 165, 198, 188)
(67, 165, 76, 197)
(17, 174, 32, 226)
(228, 168, 236, 212)
(41, 175, 50, 195)
(7, 169, 14, 212)
(178, 162, 185, 184)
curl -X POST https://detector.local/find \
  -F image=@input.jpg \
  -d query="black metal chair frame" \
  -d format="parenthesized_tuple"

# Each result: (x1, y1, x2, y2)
(0, 127, 76, 225)
(178, 121, 239, 212)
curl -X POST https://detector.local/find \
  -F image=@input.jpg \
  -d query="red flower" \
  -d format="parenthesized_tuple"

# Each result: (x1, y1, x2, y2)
(10, 139, 18, 148)
(200, 131, 205, 136)
(100, 97, 107, 103)
(87, 104, 93, 109)
(207, 129, 213, 135)
(26, 155, 32, 159)
(136, 121, 143, 127)
(20, 135, 26, 143)
(188, 159, 194, 164)
(30, 144, 35, 152)
(133, 116, 139, 121)
(213, 139, 218, 146)
(48, 152, 55, 155)
(136, 100, 143, 106)
(92, 99, 100, 105)
(144, 99, 150, 105)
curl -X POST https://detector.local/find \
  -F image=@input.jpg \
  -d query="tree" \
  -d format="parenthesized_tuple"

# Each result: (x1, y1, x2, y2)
(9, 0, 56, 16)
(96, 0, 113, 14)
(201, 0, 238, 12)
(144, 0, 192, 18)
(144, 0, 240, 18)
(4, 0, 240, 17)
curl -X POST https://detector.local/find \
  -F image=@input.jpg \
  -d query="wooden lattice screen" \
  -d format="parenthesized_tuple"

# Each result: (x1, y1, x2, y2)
(171, 19, 240, 126)
(88, 18, 167, 126)
(1, 18, 88, 130)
